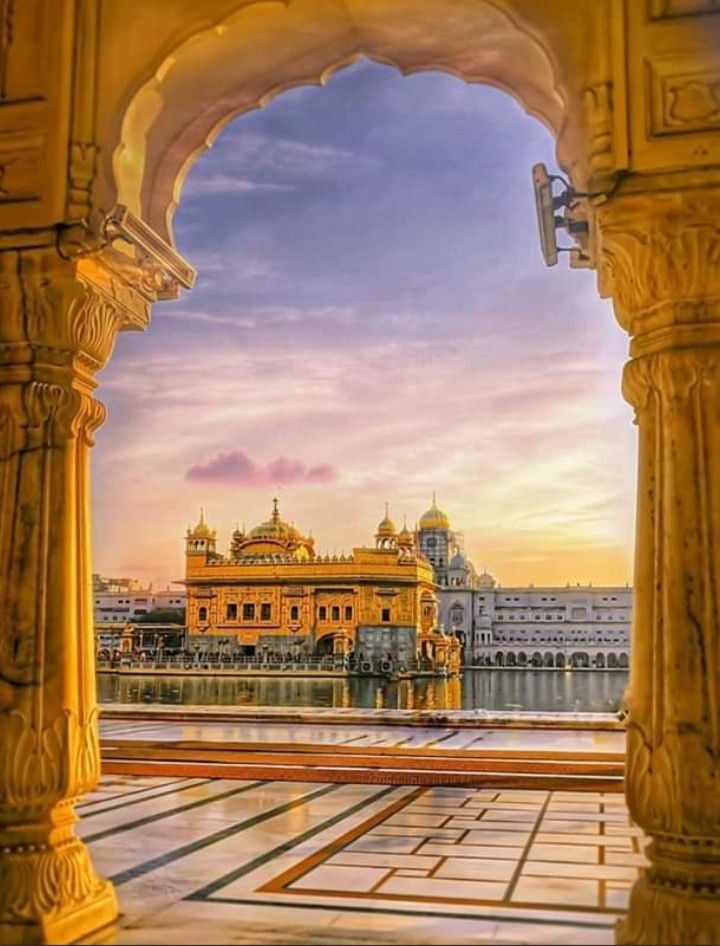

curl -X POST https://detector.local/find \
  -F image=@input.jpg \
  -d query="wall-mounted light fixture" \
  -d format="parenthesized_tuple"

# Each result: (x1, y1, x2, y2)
(532, 163, 595, 268)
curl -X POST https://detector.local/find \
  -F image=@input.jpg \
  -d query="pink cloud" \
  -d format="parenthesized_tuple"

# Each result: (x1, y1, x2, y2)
(185, 450, 337, 486)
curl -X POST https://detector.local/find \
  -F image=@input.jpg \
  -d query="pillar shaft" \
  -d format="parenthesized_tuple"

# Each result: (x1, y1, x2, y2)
(0, 247, 148, 944)
(596, 188, 720, 945)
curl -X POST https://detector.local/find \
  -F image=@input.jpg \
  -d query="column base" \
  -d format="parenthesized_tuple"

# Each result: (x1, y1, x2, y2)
(0, 831, 118, 945)
(617, 875, 720, 946)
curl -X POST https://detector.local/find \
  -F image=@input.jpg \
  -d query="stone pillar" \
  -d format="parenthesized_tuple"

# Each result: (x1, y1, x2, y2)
(0, 247, 148, 945)
(596, 187, 720, 945)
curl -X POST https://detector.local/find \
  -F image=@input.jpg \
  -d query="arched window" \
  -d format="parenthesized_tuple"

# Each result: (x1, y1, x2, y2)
(290, 605, 299, 622)
(198, 606, 207, 622)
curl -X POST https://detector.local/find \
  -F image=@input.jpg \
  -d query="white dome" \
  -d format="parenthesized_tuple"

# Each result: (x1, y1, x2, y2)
(449, 551, 469, 571)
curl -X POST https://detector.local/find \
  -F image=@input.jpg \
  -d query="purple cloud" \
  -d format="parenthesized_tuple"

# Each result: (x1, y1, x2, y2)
(185, 450, 337, 486)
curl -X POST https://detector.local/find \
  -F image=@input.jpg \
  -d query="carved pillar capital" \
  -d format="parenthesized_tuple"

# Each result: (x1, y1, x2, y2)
(595, 187, 720, 344)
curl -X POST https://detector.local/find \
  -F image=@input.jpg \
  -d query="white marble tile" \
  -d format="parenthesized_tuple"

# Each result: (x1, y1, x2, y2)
(329, 851, 441, 870)
(290, 864, 391, 892)
(433, 857, 517, 882)
(512, 875, 599, 907)
(379, 874, 507, 901)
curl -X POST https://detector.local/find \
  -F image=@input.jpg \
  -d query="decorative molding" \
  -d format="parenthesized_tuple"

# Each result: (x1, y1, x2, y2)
(648, 0, 720, 19)
(618, 876, 720, 945)
(67, 141, 99, 220)
(0, 1, 15, 101)
(581, 82, 615, 177)
(595, 189, 720, 337)
(647, 58, 720, 136)
(0, 708, 99, 809)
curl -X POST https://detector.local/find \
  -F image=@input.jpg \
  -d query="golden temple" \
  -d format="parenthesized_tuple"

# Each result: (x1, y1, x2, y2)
(184, 500, 460, 674)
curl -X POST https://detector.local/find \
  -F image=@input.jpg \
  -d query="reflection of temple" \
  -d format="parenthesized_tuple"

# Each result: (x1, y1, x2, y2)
(183, 500, 460, 674)
(417, 498, 632, 669)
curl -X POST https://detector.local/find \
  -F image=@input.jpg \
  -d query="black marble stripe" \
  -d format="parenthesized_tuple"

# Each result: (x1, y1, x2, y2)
(110, 783, 340, 886)
(82, 778, 214, 819)
(206, 896, 615, 930)
(504, 791, 552, 901)
(422, 731, 461, 748)
(77, 776, 190, 809)
(187, 784, 398, 901)
(86, 779, 265, 843)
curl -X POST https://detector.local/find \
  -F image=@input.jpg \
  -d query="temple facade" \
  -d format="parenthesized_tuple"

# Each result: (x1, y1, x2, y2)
(183, 500, 460, 674)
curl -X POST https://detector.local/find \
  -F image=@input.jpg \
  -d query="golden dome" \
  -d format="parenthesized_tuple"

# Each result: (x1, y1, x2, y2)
(190, 508, 214, 539)
(249, 498, 302, 541)
(398, 515, 414, 546)
(376, 503, 397, 537)
(419, 493, 450, 531)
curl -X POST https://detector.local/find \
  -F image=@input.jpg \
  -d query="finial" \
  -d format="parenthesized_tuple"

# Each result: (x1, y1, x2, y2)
(272, 496, 279, 521)
(403, 514, 408, 530)
(432, 491, 437, 506)
(384, 501, 389, 518)
(200, 506, 205, 524)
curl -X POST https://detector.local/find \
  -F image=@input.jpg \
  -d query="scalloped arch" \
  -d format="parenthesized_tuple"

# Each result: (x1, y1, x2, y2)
(113, 0, 567, 245)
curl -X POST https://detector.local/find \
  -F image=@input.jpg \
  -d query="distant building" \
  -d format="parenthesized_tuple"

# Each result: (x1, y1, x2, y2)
(92, 574, 186, 625)
(182, 501, 460, 674)
(413, 499, 632, 669)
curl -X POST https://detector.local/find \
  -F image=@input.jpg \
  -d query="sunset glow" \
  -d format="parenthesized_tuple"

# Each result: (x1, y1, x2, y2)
(93, 60, 636, 590)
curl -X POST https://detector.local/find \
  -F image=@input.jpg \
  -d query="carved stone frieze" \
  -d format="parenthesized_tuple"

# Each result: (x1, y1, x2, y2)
(595, 188, 720, 338)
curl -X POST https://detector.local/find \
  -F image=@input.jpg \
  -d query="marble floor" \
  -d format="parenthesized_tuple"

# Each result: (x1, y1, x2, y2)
(80, 774, 646, 945)
(100, 716, 625, 753)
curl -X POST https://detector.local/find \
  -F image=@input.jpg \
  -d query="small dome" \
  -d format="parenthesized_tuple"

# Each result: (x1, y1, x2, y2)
(449, 550, 469, 571)
(190, 508, 214, 539)
(397, 515, 414, 546)
(419, 493, 449, 531)
(376, 503, 397, 537)
(477, 570, 496, 589)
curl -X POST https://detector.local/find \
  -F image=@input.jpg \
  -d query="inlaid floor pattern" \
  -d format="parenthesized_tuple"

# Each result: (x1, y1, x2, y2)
(80, 774, 646, 945)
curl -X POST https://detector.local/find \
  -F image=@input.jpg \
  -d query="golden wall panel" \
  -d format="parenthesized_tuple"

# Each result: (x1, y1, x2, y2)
(0, 0, 74, 231)
(649, 0, 720, 18)
(647, 57, 720, 135)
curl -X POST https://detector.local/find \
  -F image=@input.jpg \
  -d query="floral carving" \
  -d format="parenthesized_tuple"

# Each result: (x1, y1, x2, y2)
(596, 191, 720, 336)
(0, 708, 100, 809)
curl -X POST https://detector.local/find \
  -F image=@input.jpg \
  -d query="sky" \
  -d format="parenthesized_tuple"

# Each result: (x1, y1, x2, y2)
(92, 60, 637, 591)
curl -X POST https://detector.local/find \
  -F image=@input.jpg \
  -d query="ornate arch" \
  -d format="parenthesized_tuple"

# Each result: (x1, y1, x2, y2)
(109, 0, 568, 244)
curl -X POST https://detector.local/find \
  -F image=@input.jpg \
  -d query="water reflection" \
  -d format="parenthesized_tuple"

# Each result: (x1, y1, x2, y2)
(97, 669, 627, 713)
